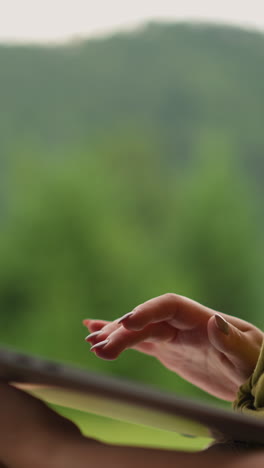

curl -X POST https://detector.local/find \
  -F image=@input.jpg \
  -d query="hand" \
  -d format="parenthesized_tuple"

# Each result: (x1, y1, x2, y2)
(84, 294, 263, 401)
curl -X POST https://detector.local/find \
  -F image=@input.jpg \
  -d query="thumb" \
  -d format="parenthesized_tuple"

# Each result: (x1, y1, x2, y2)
(207, 314, 259, 379)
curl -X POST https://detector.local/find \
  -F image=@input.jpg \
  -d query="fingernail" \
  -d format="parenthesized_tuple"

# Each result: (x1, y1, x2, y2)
(215, 313, 229, 336)
(117, 311, 134, 324)
(85, 331, 102, 342)
(90, 340, 109, 352)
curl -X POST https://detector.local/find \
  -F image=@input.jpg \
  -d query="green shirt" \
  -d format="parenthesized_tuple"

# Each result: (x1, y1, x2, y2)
(233, 338, 264, 416)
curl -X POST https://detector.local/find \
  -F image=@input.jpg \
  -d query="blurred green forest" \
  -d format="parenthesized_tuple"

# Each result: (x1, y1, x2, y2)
(0, 22, 264, 409)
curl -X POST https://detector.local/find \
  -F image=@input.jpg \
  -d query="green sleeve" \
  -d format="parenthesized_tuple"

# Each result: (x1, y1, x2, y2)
(233, 337, 264, 416)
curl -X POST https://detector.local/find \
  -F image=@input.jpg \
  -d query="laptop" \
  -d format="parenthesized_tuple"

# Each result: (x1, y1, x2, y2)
(0, 346, 263, 450)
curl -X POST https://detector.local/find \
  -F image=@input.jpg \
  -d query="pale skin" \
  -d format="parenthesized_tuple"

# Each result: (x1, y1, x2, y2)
(84, 293, 264, 401)
(1, 293, 264, 467)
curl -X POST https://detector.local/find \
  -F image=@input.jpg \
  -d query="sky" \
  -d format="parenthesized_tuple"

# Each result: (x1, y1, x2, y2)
(1, 0, 264, 43)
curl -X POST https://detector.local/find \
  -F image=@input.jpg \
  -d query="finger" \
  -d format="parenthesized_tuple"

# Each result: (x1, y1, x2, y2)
(84, 319, 124, 337)
(83, 319, 123, 345)
(117, 294, 212, 331)
(86, 325, 156, 356)
(89, 321, 176, 360)
(83, 319, 109, 332)
(85, 317, 133, 345)
(216, 313, 263, 333)
(89, 319, 176, 348)
(85, 322, 122, 347)
(86, 327, 157, 352)
(207, 315, 262, 379)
